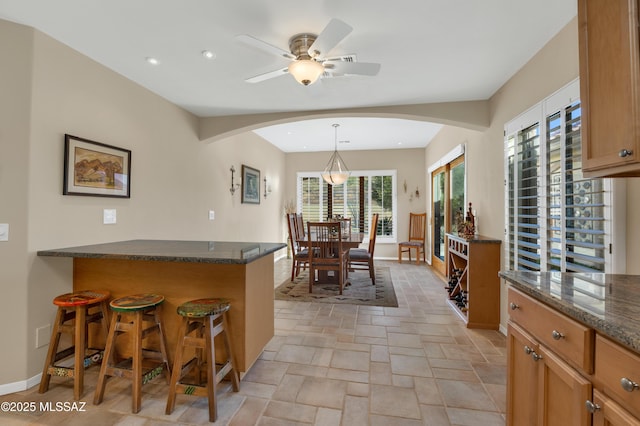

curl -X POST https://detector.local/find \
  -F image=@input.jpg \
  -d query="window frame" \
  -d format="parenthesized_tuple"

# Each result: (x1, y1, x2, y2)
(296, 169, 398, 243)
(504, 78, 626, 274)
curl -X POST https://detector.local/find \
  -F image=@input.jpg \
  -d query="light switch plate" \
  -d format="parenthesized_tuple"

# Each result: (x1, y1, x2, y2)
(0, 223, 8, 241)
(208, 210, 215, 220)
(103, 209, 117, 224)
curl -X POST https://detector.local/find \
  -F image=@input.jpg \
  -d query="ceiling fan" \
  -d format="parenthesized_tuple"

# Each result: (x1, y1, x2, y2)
(236, 18, 381, 86)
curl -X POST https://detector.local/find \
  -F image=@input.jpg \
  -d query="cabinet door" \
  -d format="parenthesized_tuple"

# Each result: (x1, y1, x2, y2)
(578, 0, 640, 176)
(537, 345, 592, 426)
(592, 390, 640, 426)
(507, 323, 539, 426)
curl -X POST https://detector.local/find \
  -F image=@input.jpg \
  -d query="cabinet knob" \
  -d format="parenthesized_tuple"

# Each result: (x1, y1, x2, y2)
(531, 352, 543, 362)
(621, 377, 640, 392)
(551, 330, 565, 340)
(524, 345, 533, 355)
(510, 302, 519, 310)
(619, 149, 634, 158)
(585, 400, 601, 414)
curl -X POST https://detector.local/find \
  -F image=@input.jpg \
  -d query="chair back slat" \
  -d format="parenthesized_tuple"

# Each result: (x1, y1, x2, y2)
(286, 213, 300, 255)
(408, 213, 427, 243)
(295, 213, 305, 240)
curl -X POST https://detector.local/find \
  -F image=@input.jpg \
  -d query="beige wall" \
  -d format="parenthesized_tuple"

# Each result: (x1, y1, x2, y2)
(0, 19, 33, 388)
(285, 148, 426, 259)
(1, 20, 286, 387)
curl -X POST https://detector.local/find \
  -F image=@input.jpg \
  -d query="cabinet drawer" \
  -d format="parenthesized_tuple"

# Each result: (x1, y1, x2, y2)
(595, 335, 640, 419)
(508, 288, 594, 373)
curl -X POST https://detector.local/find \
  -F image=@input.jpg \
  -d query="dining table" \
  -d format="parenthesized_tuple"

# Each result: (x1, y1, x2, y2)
(297, 231, 365, 249)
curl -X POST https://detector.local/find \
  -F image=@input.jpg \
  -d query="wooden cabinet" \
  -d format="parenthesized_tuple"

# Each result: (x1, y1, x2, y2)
(508, 287, 594, 373)
(445, 234, 501, 329)
(507, 321, 592, 426)
(578, 0, 640, 177)
(507, 287, 640, 425)
(591, 390, 640, 426)
(592, 335, 640, 423)
(506, 323, 539, 426)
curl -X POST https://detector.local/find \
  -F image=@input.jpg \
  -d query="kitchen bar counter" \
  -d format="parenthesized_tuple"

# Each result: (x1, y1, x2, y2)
(37, 239, 284, 264)
(500, 270, 640, 353)
(38, 240, 286, 373)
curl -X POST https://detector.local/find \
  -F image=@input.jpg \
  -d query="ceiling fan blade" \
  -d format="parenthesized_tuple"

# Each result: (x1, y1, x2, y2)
(323, 61, 381, 76)
(235, 34, 296, 60)
(308, 18, 353, 59)
(245, 67, 289, 83)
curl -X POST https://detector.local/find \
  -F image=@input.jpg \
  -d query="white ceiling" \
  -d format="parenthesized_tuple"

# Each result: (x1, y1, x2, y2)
(0, 0, 577, 152)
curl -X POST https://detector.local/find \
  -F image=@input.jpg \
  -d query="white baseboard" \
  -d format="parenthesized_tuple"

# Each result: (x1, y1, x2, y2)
(0, 373, 41, 396)
(498, 324, 507, 336)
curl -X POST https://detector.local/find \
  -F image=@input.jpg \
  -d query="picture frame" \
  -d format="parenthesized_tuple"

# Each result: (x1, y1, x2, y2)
(63, 134, 131, 198)
(241, 164, 260, 204)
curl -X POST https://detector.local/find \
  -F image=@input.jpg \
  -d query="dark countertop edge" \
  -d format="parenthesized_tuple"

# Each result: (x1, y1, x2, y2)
(446, 233, 502, 244)
(37, 242, 287, 265)
(499, 271, 640, 353)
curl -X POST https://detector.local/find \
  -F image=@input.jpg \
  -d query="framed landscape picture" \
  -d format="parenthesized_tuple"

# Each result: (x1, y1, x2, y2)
(241, 164, 260, 204)
(63, 134, 131, 198)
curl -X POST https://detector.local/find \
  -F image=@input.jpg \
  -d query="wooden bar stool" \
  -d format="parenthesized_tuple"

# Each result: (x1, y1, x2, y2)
(165, 298, 240, 422)
(39, 289, 110, 400)
(93, 293, 170, 413)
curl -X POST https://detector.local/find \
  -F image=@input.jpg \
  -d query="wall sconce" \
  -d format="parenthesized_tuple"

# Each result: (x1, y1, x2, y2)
(263, 177, 272, 198)
(409, 186, 420, 202)
(229, 166, 241, 195)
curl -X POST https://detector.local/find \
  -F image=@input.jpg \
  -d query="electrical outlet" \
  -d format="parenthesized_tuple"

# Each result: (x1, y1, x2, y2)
(0, 223, 8, 241)
(208, 210, 215, 221)
(36, 324, 51, 348)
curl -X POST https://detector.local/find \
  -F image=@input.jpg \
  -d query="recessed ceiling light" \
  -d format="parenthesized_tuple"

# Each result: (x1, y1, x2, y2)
(201, 50, 216, 60)
(146, 57, 159, 65)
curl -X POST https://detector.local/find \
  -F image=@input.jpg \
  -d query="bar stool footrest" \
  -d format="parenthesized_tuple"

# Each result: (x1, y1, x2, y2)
(48, 348, 105, 377)
(106, 358, 166, 384)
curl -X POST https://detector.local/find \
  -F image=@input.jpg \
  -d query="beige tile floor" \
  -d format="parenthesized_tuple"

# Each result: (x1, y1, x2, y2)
(0, 259, 506, 425)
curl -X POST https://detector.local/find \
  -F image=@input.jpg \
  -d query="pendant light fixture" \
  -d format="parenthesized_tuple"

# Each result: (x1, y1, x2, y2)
(322, 123, 350, 185)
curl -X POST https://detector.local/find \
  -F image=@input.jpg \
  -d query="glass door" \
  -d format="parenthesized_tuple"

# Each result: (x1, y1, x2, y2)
(431, 155, 465, 277)
(450, 157, 465, 232)
(432, 166, 447, 275)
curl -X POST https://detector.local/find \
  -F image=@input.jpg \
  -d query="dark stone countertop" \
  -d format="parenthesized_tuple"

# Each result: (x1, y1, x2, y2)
(500, 270, 640, 354)
(447, 233, 502, 243)
(37, 240, 287, 265)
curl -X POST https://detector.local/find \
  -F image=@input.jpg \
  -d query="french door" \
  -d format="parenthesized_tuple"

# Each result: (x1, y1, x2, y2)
(431, 156, 465, 276)
(431, 166, 447, 275)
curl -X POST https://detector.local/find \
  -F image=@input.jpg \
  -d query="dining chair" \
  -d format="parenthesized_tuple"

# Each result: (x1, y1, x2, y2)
(349, 213, 379, 284)
(307, 221, 349, 295)
(398, 212, 427, 265)
(286, 213, 309, 281)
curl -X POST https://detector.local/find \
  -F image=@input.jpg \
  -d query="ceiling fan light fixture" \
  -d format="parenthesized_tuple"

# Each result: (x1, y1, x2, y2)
(288, 59, 324, 86)
(322, 124, 350, 185)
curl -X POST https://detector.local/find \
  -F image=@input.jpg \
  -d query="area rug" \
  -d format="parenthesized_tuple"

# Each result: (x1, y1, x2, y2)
(275, 267, 398, 307)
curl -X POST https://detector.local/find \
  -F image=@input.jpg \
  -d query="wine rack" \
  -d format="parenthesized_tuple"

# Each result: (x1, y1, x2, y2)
(445, 233, 501, 329)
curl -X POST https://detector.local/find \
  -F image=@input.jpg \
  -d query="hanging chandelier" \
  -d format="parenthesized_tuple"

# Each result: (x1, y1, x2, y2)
(321, 123, 350, 185)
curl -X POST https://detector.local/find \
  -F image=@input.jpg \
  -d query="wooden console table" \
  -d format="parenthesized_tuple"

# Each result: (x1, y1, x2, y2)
(445, 233, 501, 329)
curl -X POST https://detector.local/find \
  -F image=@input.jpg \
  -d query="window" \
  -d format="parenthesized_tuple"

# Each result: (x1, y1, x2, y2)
(297, 170, 397, 242)
(504, 79, 621, 273)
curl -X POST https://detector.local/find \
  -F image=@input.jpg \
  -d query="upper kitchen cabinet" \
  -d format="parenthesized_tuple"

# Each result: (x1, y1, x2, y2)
(578, 0, 640, 177)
